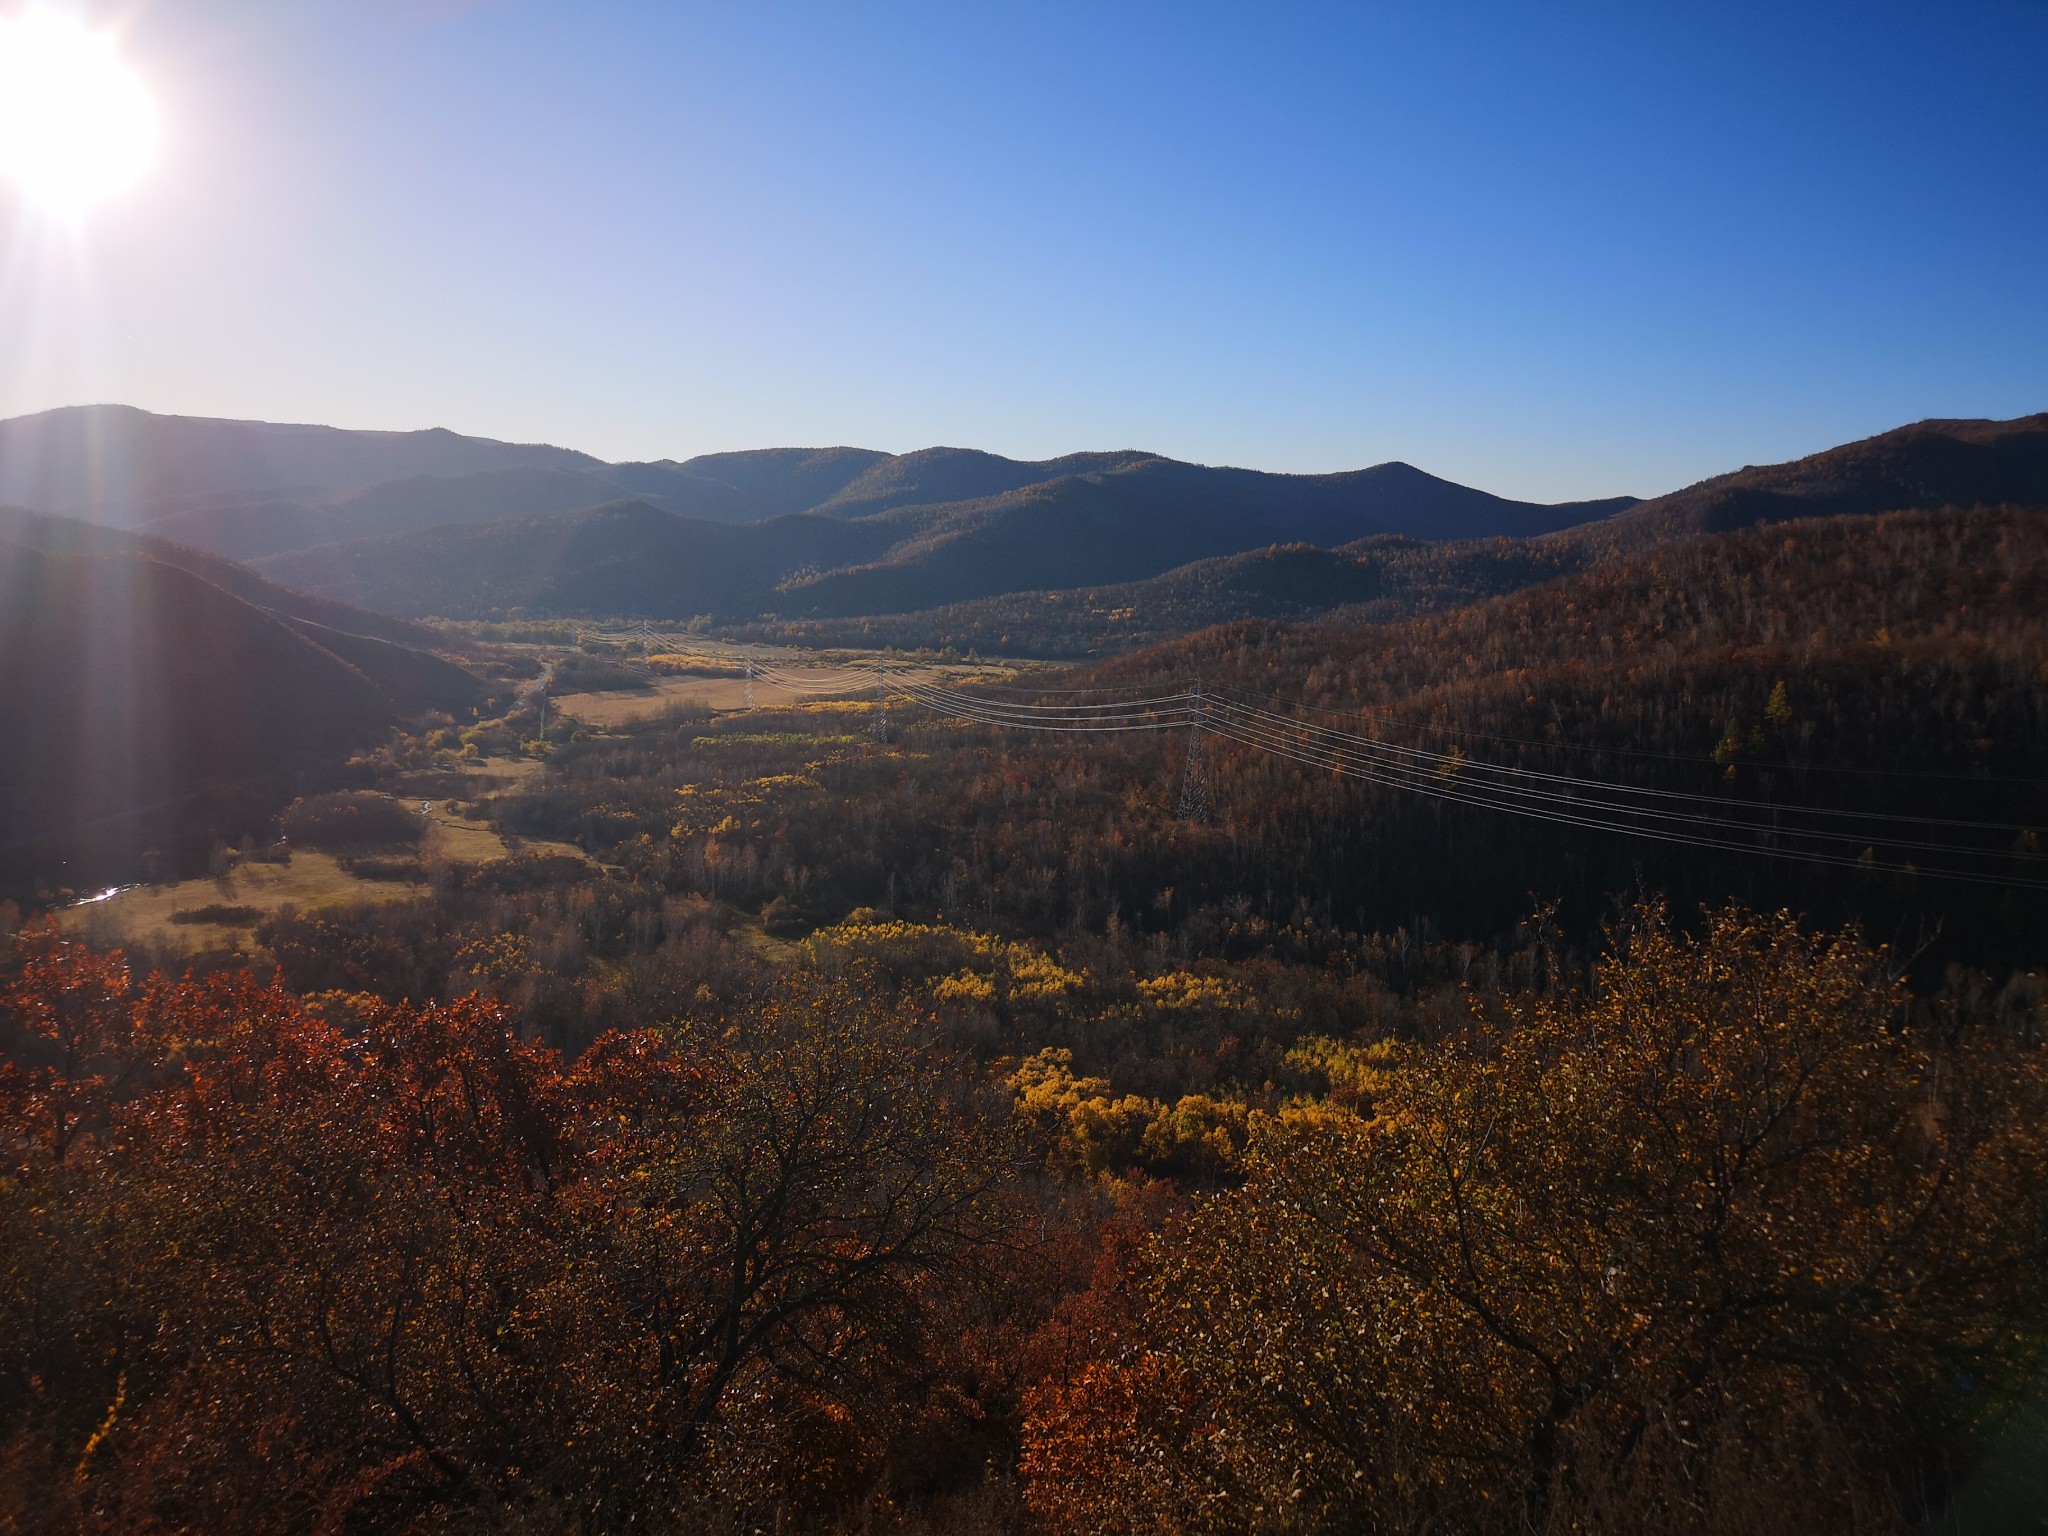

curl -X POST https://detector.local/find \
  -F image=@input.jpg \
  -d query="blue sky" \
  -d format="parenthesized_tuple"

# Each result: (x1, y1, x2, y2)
(3, 0, 2045, 500)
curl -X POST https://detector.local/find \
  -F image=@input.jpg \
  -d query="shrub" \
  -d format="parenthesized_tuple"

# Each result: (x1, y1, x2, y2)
(338, 856, 425, 883)
(167, 905, 262, 926)
(552, 655, 651, 692)
(279, 792, 425, 851)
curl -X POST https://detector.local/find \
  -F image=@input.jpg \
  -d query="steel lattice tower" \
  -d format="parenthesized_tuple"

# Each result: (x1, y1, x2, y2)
(1177, 683, 1210, 822)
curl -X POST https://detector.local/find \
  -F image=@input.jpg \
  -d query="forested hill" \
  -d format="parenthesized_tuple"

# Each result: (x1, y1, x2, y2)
(135, 465, 763, 562)
(0, 404, 599, 524)
(1099, 505, 2047, 750)
(1058, 504, 2048, 961)
(0, 529, 482, 892)
(0, 506, 444, 649)
(730, 536, 1593, 657)
(252, 458, 1634, 620)
(847, 499, 2031, 974)
(1558, 411, 2048, 551)
(774, 459, 1632, 618)
(738, 413, 2048, 655)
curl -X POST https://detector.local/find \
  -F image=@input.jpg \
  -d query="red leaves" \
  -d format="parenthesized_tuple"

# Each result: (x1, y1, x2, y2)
(356, 995, 571, 1196)
(0, 920, 138, 1159)
(0, 939, 1018, 1529)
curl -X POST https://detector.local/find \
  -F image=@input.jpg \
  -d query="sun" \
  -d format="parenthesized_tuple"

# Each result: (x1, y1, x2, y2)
(0, 7, 158, 213)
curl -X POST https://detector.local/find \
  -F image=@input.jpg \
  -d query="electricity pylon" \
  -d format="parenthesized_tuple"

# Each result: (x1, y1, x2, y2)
(1177, 682, 1210, 822)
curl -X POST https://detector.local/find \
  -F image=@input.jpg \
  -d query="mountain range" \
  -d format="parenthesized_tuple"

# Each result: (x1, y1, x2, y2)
(4, 408, 2041, 647)
(0, 405, 1638, 620)
(20, 405, 2031, 632)
(250, 456, 1637, 621)
(724, 413, 2048, 656)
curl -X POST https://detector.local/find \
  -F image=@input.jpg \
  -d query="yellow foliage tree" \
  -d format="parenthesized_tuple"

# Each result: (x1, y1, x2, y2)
(1022, 903, 2048, 1534)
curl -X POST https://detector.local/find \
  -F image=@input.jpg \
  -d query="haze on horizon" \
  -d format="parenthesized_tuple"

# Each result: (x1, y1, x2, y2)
(1, 0, 2044, 503)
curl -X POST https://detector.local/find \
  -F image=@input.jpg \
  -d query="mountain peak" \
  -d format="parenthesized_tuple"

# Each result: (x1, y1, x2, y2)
(1563, 410, 2048, 549)
(0, 404, 602, 525)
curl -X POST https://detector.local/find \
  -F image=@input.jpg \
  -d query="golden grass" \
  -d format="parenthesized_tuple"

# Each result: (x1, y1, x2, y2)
(62, 851, 412, 953)
(552, 661, 1021, 728)
(728, 910, 805, 964)
(63, 766, 588, 956)
(553, 679, 725, 725)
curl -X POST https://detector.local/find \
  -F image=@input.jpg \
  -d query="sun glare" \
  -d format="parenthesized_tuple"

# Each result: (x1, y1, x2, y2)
(0, 7, 158, 213)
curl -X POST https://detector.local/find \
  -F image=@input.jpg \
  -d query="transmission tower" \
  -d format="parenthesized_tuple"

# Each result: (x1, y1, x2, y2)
(871, 664, 890, 743)
(742, 657, 756, 710)
(1177, 682, 1211, 822)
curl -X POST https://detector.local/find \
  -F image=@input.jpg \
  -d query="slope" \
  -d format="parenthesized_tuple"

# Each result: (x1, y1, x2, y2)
(777, 458, 1632, 616)
(255, 499, 902, 619)
(0, 538, 476, 889)
(137, 463, 759, 561)
(737, 536, 1592, 657)
(0, 404, 600, 526)
(1559, 411, 2048, 552)
(0, 507, 446, 650)
(809, 447, 1157, 519)
(669, 447, 893, 518)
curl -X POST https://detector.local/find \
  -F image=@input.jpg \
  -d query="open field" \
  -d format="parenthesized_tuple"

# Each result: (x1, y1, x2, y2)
(553, 675, 727, 725)
(62, 759, 585, 956)
(63, 850, 418, 954)
(550, 647, 1020, 728)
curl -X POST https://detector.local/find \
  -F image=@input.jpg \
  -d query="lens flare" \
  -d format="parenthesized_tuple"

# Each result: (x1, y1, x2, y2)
(0, 8, 159, 213)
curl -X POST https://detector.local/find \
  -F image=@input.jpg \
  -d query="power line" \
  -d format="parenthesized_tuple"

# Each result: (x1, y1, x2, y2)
(1205, 691, 2039, 840)
(633, 645, 2040, 889)
(1213, 680, 2048, 790)
(881, 672, 2046, 890)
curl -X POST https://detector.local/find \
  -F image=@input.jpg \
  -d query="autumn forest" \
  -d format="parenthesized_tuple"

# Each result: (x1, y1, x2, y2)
(6, 408, 2048, 1532)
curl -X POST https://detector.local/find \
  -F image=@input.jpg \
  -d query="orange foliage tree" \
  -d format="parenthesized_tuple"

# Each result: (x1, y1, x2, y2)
(0, 924, 1021, 1534)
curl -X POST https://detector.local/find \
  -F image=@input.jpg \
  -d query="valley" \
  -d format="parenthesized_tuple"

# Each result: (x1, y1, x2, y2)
(3, 403, 2045, 1534)
(4, 9, 2042, 1529)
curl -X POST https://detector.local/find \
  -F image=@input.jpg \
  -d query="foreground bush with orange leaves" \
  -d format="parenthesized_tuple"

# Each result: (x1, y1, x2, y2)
(0, 921, 1025, 1534)
(1020, 904, 2048, 1535)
